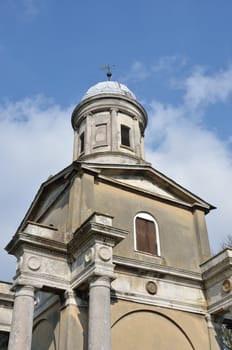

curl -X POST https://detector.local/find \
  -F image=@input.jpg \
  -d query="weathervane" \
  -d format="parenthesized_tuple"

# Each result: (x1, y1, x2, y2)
(101, 64, 115, 81)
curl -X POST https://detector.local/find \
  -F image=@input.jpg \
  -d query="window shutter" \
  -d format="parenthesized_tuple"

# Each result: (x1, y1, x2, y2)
(136, 217, 157, 255)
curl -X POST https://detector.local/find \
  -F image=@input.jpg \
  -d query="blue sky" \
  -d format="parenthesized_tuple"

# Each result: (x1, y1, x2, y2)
(1, 0, 232, 280)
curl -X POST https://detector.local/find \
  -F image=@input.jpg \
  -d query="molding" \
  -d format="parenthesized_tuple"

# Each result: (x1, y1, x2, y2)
(201, 249, 232, 314)
(82, 162, 214, 211)
(0, 323, 12, 332)
(201, 248, 232, 281)
(113, 256, 202, 282)
(69, 217, 128, 254)
(79, 151, 144, 164)
(71, 94, 148, 131)
(208, 294, 232, 315)
(6, 223, 68, 256)
(111, 290, 206, 315)
(96, 174, 210, 212)
(71, 261, 115, 289)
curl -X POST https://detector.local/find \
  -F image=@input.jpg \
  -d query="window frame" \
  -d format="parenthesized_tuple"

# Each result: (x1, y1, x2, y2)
(80, 132, 85, 154)
(121, 124, 131, 147)
(134, 212, 160, 256)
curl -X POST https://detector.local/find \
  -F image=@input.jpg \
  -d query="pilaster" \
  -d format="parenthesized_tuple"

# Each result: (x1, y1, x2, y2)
(193, 209, 211, 262)
(59, 289, 86, 350)
(110, 108, 119, 152)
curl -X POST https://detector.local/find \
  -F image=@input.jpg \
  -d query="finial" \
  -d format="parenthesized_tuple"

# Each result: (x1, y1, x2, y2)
(101, 64, 115, 81)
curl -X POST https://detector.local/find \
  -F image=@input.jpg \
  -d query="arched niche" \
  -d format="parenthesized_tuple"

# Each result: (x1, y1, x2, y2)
(32, 319, 56, 350)
(112, 310, 194, 350)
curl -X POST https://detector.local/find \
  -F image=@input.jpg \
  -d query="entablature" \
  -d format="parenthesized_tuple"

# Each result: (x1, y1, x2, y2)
(201, 249, 232, 315)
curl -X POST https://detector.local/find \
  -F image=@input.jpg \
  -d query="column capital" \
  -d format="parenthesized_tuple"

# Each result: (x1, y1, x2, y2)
(14, 285, 35, 298)
(63, 289, 78, 307)
(205, 313, 214, 328)
(110, 108, 119, 113)
(88, 275, 112, 289)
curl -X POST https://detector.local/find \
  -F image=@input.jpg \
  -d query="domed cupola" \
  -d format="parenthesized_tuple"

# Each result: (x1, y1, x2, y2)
(71, 81, 148, 164)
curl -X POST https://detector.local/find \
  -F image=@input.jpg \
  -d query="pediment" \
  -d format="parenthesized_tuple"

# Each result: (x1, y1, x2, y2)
(87, 164, 214, 211)
(111, 175, 177, 200)
(34, 181, 69, 221)
(16, 164, 76, 233)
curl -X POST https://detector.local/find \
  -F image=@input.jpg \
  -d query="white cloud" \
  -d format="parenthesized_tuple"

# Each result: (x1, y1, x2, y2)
(0, 96, 73, 280)
(183, 66, 232, 109)
(120, 61, 150, 83)
(152, 55, 187, 73)
(145, 66, 232, 252)
(121, 56, 187, 84)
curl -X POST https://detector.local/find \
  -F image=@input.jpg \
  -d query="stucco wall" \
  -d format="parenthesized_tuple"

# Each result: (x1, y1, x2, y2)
(111, 300, 218, 350)
(93, 180, 207, 272)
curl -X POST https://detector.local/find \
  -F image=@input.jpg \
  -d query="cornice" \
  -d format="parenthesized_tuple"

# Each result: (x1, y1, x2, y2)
(113, 256, 202, 283)
(81, 162, 214, 212)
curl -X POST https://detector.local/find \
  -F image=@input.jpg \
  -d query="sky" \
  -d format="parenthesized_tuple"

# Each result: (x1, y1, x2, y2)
(1, 0, 232, 281)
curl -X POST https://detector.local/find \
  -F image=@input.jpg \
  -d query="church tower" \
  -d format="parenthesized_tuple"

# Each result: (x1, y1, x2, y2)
(72, 81, 147, 164)
(4, 79, 232, 350)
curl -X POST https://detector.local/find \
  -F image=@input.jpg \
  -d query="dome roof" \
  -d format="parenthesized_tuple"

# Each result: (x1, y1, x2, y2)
(82, 81, 136, 101)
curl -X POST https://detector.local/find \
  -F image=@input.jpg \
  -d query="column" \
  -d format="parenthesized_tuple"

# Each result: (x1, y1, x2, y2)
(8, 285, 35, 350)
(88, 276, 112, 350)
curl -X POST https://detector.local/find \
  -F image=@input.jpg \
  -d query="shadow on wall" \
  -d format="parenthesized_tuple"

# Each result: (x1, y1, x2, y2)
(32, 319, 56, 350)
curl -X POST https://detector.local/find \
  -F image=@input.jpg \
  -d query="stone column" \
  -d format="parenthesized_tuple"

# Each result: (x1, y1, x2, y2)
(8, 285, 35, 350)
(88, 276, 112, 350)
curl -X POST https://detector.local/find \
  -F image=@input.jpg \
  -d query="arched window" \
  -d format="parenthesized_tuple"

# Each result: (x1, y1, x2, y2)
(134, 212, 160, 256)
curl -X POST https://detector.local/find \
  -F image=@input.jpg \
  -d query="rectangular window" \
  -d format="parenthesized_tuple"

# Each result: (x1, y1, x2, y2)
(121, 125, 130, 147)
(0, 331, 9, 349)
(136, 217, 157, 255)
(80, 132, 85, 153)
